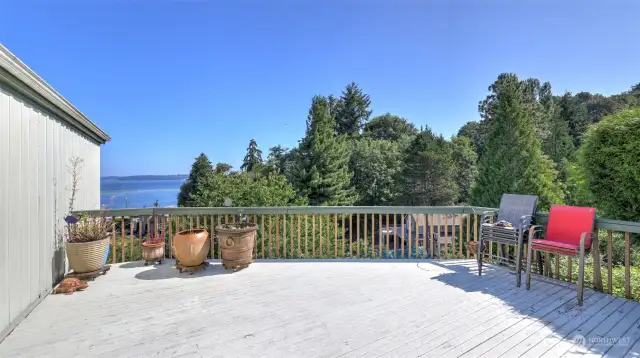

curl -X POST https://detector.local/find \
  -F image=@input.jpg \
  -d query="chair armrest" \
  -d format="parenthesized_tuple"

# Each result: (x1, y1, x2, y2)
(481, 210, 497, 224)
(580, 232, 596, 251)
(527, 225, 545, 241)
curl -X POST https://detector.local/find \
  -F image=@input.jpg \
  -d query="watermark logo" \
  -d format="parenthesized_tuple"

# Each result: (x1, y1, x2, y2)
(572, 334, 630, 347)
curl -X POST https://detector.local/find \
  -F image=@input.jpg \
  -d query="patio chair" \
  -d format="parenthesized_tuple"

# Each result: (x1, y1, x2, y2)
(525, 205, 596, 306)
(478, 194, 538, 287)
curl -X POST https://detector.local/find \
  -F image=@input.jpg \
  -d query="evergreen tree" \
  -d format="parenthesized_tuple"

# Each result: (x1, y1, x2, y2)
(292, 95, 356, 206)
(363, 113, 418, 141)
(177, 153, 214, 206)
(240, 139, 263, 172)
(471, 73, 563, 209)
(396, 128, 458, 206)
(214, 162, 233, 174)
(557, 92, 589, 147)
(451, 136, 478, 204)
(335, 82, 372, 136)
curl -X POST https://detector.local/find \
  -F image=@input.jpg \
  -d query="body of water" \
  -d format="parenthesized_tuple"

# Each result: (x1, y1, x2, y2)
(100, 178, 185, 209)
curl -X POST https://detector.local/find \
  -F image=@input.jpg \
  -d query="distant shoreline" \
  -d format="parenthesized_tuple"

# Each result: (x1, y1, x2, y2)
(101, 175, 188, 181)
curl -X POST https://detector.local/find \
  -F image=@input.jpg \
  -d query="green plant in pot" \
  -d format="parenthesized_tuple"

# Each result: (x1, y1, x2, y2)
(216, 200, 258, 271)
(64, 214, 111, 274)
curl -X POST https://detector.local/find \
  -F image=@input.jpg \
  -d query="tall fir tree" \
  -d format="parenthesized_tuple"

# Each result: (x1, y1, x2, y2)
(177, 153, 214, 206)
(471, 73, 563, 209)
(240, 139, 263, 172)
(334, 82, 372, 136)
(451, 136, 478, 204)
(396, 128, 459, 206)
(292, 95, 356, 206)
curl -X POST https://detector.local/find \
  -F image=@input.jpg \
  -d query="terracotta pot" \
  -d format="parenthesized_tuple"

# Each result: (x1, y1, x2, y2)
(65, 238, 110, 274)
(216, 224, 257, 269)
(142, 242, 165, 264)
(173, 229, 210, 267)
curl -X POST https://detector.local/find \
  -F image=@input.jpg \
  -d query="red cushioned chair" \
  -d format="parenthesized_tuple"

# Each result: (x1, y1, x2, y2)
(525, 205, 596, 306)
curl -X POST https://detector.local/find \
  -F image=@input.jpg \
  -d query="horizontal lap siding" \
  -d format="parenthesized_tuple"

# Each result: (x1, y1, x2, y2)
(0, 83, 101, 336)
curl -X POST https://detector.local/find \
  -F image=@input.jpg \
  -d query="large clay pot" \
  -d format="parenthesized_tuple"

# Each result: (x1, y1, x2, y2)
(173, 229, 210, 267)
(66, 238, 110, 274)
(216, 224, 258, 270)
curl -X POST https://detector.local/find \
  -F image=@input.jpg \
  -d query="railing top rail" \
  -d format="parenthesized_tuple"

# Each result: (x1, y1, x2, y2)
(71, 206, 640, 234)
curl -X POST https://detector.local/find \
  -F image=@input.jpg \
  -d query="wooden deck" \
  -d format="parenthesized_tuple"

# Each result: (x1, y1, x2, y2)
(1, 260, 639, 358)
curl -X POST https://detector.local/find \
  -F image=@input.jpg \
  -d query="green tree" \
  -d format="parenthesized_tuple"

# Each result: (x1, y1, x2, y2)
(350, 139, 405, 206)
(363, 113, 418, 141)
(214, 162, 233, 174)
(471, 73, 563, 210)
(292, 95, 356, 205)
(542, 107, 574, 180)
(188, 171, 305, 207)
(557, 92, 589, 147)
(178, 153, 214, 206)
(451, 136, 478, 204)
(580, 108, 640, 221)
(241, 139, 263, 172)
(457, 121, 487, 158)
(396, 129, 458, 206)
(334, 82, 372, 136)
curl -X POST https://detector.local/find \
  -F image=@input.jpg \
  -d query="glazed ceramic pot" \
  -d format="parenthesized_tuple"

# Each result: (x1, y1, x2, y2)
(65, 238, 110, 273)
(216, 224, 257, 270)
(172, 229, 210, 267)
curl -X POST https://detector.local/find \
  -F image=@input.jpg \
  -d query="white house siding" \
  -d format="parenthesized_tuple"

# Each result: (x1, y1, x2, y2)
(0, 82, 101, 336)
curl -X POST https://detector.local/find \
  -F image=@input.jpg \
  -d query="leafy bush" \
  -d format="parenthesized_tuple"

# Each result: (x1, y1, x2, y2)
(580, 108, 640, 221)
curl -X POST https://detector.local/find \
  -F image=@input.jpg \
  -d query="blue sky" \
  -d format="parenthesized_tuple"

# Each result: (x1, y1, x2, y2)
(2, 1, 639, 176)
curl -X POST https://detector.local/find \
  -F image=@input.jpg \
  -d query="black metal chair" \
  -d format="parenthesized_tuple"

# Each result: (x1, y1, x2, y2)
(478, 194, 538, 287)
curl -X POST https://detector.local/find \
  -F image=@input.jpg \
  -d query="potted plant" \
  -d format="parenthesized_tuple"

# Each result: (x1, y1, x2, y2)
(142, 233, 165, 265)
(216, 208, 258, 271)
(64, 214, 111, 274)
(173, 229, 210, 267)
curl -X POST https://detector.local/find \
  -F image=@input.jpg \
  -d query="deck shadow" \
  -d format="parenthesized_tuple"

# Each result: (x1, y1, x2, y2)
(134, 262, 234, 280)
(424, 260, 638, 357)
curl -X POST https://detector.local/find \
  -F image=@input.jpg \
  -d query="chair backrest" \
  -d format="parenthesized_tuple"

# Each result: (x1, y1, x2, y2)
(497, 194, 538, 228)
(546, 205, 596, 247)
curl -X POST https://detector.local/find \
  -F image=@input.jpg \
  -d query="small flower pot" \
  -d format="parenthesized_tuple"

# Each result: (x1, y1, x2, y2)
(142, 242, 165, 265)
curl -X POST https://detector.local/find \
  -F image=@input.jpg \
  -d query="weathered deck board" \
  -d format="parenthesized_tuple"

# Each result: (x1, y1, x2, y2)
(0, 259, 638, 358)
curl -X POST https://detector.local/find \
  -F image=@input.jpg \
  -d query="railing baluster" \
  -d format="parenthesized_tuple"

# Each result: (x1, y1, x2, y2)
(121, 216, 125, 263)
(357, 213, 361, 258)
(466, 214, 470, 259)
(555, 253, 560, 279)
(305, 215, 308, 257)
(607, 230, 613, 294)
(196, 215, 200, 229)
(378, 214, 383, 258)
(342, 214, 346, 257)
(364, 213, 368, 258)
(350, 214, 354, 257)
(319, 215, 323, 258)
(261, 215, 265, 259)
(289, 215, 293, 258)
(209, 215, 214, 259)
(431, 214, 436, 258)
(276, 215, 280, 258)
(385, 213, 389, 258)
(593, 228, 602, 291)
(312, 214, 316, 258)
(458, 214, 463, 257)
(217, 215, 222, 259)
(399, 214, 403, 259)
(408, 214, 412, 259)
(161, 215, 166, 259)
(422, 214, 427, 259)
(138, 216, 143, 261)
(567, 256, 572, 282)
(334, 215, 338, 258)
(283, 214, 287, 259)
(298, 215, 302, 257)
(131, 215, 135, 259)
(625, 231, 631, 299)
(268, 215, 273, 258)
(111, 217, 116, 264)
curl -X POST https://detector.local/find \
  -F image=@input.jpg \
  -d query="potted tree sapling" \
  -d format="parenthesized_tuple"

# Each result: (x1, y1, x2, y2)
(216, 199, 258, 271)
